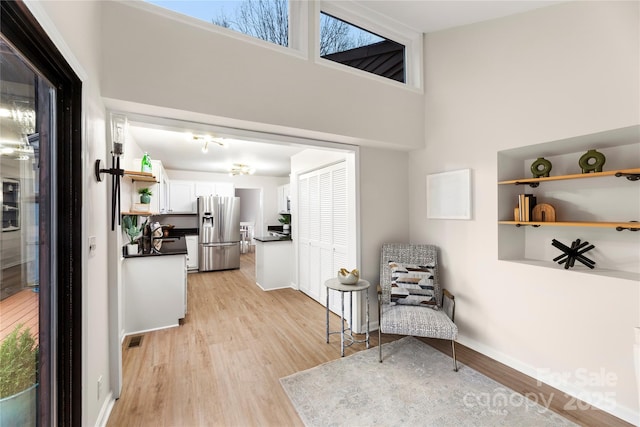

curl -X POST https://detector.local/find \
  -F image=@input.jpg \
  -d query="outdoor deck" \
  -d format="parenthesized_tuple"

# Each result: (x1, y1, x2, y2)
(0, 288, 38, 343)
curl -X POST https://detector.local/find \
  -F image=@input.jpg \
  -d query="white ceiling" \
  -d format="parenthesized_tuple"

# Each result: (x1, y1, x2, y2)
(354, 1, 563, 33)
(128, 1, 564, 177)
(128, 120, 304, 177)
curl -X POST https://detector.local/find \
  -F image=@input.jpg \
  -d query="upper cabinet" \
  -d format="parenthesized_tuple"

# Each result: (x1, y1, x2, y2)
(168, 180, 236, 213)
(168, 181, 196, 213)
(497, 125, 639, 281)
(277, 183, 290, 213)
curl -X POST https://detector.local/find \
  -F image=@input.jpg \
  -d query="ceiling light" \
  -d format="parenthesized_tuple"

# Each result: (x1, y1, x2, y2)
(228, 163, 256, 176)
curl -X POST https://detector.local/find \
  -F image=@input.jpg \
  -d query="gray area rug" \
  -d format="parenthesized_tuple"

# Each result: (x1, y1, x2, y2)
(280, 337, 577, 427)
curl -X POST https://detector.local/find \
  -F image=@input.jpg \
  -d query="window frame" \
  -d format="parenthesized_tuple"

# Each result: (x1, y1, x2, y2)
(134, 0, 423, 91)
(134, 0, 309, 60)
(315, 1, 423, 91)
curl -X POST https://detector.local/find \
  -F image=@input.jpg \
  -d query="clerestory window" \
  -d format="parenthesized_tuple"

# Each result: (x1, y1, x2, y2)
(319, 12, 405, 84)
(142, 0, 420, 89)
(146, 0, 290, 48)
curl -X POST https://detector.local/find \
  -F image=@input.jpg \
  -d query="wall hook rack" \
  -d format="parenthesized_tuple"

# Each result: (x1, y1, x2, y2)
(515, 223, 540, 227)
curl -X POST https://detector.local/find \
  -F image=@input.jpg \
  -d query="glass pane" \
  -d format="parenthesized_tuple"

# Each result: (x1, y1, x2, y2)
(320, 12, 405, 83)
(146, 0, 289, 47)
(0, 35, 54, 426)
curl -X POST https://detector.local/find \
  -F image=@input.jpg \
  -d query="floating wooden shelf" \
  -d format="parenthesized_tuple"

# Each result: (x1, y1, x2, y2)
(498, 168, 640, 185)
(498, 221, 639, 230)
(123, 170, 158, 183)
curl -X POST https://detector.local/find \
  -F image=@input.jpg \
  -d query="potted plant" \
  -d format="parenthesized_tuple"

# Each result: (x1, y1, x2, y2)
(122, 215, 142, 254)
(138, 187, 152, 204)
(278, 214, 291, 231)
(0, 324, 38, 426)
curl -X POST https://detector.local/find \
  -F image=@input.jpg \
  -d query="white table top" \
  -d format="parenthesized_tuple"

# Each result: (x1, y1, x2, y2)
(324, 278, 371, 292)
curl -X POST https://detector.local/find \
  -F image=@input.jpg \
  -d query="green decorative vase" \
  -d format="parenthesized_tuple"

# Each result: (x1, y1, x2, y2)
(140, 194, 151, 204)
(578, 149, 606, 173)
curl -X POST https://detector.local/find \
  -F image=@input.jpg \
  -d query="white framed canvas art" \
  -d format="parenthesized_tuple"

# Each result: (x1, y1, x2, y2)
(426, 169, 472, 220)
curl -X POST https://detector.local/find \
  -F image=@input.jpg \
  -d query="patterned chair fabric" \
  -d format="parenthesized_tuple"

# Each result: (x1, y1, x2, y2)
(378, 243, 459, 368)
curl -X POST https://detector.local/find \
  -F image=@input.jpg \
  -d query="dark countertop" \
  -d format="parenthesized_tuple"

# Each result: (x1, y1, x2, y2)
(254, 236, 292, 242)
(124, 249, 187, 259)
(123, 235, 188, 258)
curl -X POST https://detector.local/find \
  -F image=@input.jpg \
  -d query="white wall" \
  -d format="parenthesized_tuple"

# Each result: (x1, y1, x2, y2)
(25, 1, 113, 425)
(100, 1, 424, 150)
(359, 146, 411, 329)
(411, 1, 639, 423)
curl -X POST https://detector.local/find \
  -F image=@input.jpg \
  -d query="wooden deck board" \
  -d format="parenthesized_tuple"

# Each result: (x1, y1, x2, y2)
(0, 288, 39, 343)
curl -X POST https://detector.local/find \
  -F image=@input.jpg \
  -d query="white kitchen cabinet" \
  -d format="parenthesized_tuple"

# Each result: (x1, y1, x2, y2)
(185, 235, 199, 271)
(194, 182, 216, 197)
(255, 239, 292, 290)
(170, 180, 235, 213)
(214, 182, 235, 197)
(169, 180, 196, 213)
(277, 183, 290, 213)
(123, 254, 187, 335)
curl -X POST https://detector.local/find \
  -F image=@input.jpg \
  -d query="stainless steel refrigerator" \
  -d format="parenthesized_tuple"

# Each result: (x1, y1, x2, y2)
(198, 196, 241, 271)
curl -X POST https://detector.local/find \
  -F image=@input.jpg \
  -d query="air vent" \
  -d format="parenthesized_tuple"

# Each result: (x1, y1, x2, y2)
(128, 335, 143, 348)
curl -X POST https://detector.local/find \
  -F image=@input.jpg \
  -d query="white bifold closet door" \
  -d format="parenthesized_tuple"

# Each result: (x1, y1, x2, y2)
(298, 162, 348, 317)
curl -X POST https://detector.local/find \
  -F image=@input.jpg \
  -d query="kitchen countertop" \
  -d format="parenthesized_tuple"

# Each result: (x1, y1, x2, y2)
(123, 235, 188, 258)
(123, 248, 187, 258)
(254, 235, 292, 242)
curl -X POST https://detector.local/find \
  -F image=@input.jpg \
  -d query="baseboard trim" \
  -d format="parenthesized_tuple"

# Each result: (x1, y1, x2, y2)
(421, 337, 635, 427)
(95, 391, 115, 427)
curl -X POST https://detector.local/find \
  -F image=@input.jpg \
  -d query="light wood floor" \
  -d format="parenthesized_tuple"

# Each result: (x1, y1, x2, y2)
(107, 252, 632, 427)
(107, 252, 395, 426)
(0, 288, 39, 343)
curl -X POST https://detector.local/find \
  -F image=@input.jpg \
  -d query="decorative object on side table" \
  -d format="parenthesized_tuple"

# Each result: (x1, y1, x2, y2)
(530, 157, 552, 178)
(138, 187, 152, 204)
(337, 268, 359, 284)
(578, 149, 606, 173)
(122, 215, 142, 255)
(551, 238, 596, 269)
(0, 324, 38, 427)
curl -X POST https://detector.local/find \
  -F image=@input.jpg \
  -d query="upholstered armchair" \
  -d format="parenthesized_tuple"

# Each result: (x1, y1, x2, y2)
(377, 243, 459, 370)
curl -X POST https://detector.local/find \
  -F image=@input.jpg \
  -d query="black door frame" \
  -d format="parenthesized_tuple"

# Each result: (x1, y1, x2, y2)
(1, 1, 82, 425)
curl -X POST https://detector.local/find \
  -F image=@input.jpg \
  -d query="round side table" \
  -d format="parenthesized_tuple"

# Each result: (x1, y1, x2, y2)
(324, 278, 370, 357)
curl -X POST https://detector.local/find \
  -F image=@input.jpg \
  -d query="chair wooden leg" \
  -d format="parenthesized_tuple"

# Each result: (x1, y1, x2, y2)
(378, 327, 382, 362)
(452, 340, 458, 372)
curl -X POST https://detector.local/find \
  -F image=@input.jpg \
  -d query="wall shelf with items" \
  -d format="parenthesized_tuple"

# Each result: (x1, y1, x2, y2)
(497, 125, 640, 281)
(499, 168, 640, 231)
(123, 170, 157, 183)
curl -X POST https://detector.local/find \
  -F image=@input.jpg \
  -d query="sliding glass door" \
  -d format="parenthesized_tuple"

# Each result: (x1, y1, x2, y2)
(1, 1, 82, 425)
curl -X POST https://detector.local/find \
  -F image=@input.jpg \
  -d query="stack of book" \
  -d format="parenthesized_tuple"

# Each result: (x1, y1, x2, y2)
(517, 194, 537, 222)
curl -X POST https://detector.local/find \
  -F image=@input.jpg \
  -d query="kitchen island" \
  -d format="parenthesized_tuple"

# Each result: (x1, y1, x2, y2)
(123, 240, 187, 335)
(254, 236, 292, 291)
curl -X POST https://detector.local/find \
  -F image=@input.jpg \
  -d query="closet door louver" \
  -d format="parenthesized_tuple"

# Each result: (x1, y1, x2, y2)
(297, 162, 349, 317)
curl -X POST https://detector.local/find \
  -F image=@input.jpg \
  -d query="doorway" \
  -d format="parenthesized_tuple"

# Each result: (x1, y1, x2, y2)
(0, 2, 82, 424)
(235, 187, 261, 243)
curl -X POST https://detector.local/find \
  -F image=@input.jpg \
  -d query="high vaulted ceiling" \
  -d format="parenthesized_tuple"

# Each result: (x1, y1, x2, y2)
(127, 1, 564, 177)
